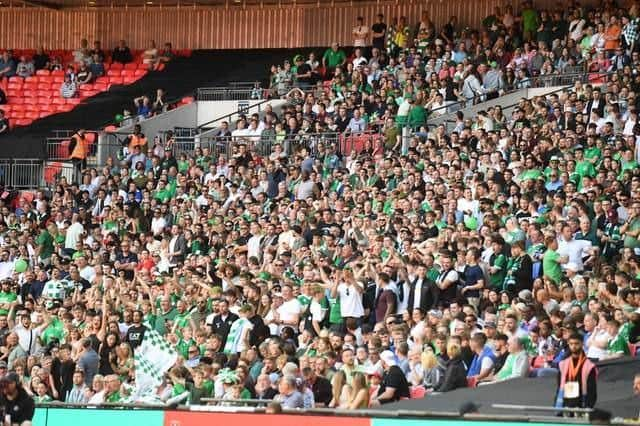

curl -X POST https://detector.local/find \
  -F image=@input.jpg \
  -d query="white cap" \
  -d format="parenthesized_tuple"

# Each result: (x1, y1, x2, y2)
(379, 350, 397, 367)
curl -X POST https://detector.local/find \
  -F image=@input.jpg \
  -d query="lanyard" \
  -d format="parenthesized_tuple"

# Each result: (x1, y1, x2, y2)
(567, 353, 585, 382)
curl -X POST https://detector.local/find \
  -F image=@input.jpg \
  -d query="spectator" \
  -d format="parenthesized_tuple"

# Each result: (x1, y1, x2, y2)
(112, 40, 133, 64)
(370, 350, 409, 405)
(0, 51, 17, 78)
(76, 62, 93, 85)
(15, 56, 34, 78)
(0, 110, 9, 134)
(275, 375, 303, 408)
(33, 46, 50, 70)
(60, 75, 78, 98)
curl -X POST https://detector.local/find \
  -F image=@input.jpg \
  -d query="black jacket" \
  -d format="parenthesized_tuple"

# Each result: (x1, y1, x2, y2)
(435, 356, 467, 392)
(407, 276, 436, 313)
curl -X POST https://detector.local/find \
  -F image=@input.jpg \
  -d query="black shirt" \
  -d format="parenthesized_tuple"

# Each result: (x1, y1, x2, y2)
(310, 376, 332, 406)
(371, 22, 387, 49)
(378, 365, 410, 403)
(125, 324, 147, 350)
(0, 388, 35, 423)
(112, 46, 132, 64)
(33, 54, 49, 70)
(211, 313, 239, 347)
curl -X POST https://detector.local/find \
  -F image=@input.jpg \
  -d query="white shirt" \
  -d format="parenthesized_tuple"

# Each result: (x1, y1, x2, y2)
(277, 298, 302, 327)
(80, 266, 96, 283)
(13, 324, 41, 355)
(337, 282, 364, 317)
(557, 238, 592, 271)
(151, 217, 167, 235)
(65, 222, 84, 249)
(247, 235, 263, 260)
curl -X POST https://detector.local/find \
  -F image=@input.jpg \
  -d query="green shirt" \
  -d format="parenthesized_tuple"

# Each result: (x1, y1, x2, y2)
(328, 297, 343, 325)
(488, 253, 507, 289)
(105, 391, 122, 403)
(624, 218, 640, 249)
(36, 230, 54, 260)
(0, 291, 16, 316)
(522, 8, 539, 31)
(322, 48, 346, 68)
(542, 249, 563, 284)
(41, 317, 65, 346)
(408, 104, 428, 127)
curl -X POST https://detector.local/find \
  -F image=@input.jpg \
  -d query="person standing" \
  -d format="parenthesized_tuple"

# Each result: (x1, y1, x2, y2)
(69, 129, 88, 183)
(371, 14, 387, 51)
(0, 372, 34, 426)
(555, 333, 597, 410)
(353, 16, 369, 49)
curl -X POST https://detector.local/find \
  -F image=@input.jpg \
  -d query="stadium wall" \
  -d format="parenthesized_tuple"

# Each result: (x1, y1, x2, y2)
(31, 406, 580, 426)
(0, 0, 604, 50)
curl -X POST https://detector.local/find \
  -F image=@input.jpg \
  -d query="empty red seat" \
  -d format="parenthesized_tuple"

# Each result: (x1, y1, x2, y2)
(37, 90, 52, 98)
(122, 69, 135, 76)
(37, 76, 53, 83)
(8, 76, 23, 84)
(36, 69, 50, 76)
(44, 162, 62, 183)
(110, 62, 123, 70)
(25, 76, 38, 83)
(23, 83, 37, 90)
(15, 119, 33, 126)
(39, 112, 51, 118)
(108, 77, 124, 85)
(123, 76, 137, 85)
(11, 104, 25, 111)
(23, 97, 38, 105)
(51, 97, 65, 105)
(52, 76, 64, 84)
(22, 90, 36, 97)
(51, 69, 64, 76)
(11, 112, 25, 119)
(95, 76, 109, 85)
(93, 83, 108, 91)
(133, 69, 147, 77)
(66, 98, 81, 105)
(7, 90, 21, 98)
(24, 104, 39, 111)
(7, 82, 22, 90)
(106, 69, 120, 77)
(79, 83, 93, 91)
(80, 90, 98, 98)
(37, 83, 50, 90)
(124, 62, 137, 70)
(24, 111, 39, 119)
(1, 105, 11, 111)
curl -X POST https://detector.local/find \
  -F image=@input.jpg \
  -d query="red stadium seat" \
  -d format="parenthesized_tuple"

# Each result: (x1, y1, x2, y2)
(7, 82, 22, 90)
(24, 104, 39, 112)
(39, 111, 51, 118)
(110, 62, 123, 70)
(79, 83, 93, 91)
(93, 83, 108, 91)
(8, 76, 23, 84)
(123, 76, 137, 85)
(106, 69, 121, 77)
(23, 83, 37, 90)
(1, 105, 11, 112)
(79, 90, 98, 98)
(24, 76, 38, 84)
(95, 77, 110, 85)
(37, 90, 52, 98)
(44, 162, 62, 184)
(66, 98, 81, 105)
(35, 69, 50, 76)
(37, 83, 50, 90)
(7, 90, 21, 98)
(14, 119, 33, 126)
(409, 386, 426, 399)
(51, 97, 65, 105)
(52, 76, 64, 84)
(124, 62, 137, 70)
(108, 77, 124, 85)
(24, 111, 39, 120)
(23, 97, 38, 105)
(51, 70, 64, 76)
(122, 69, 135, 76)
(134, 69, 147, 77)
(37, 76, 53, 83)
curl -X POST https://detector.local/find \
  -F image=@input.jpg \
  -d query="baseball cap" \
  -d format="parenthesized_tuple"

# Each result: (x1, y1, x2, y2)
(379, 350, 397, 367)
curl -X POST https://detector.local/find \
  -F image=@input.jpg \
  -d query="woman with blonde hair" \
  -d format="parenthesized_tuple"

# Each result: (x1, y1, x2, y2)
(435, 341, 467, 392)
(421, 347, 445, 391)
(328, 370, 348, 408)
(347, 372, 369, 409)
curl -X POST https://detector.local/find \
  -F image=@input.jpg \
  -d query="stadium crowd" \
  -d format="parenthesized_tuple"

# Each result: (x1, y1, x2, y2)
(0, 0, 639, 413)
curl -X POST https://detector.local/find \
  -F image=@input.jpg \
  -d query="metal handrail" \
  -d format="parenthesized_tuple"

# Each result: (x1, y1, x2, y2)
(196, 97, 272, 131)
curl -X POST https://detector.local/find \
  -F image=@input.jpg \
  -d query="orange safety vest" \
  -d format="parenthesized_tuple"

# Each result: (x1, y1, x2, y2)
(558, 354, 597, 405)
(128, 134, 148, 151)
(70, 134, 87, 160)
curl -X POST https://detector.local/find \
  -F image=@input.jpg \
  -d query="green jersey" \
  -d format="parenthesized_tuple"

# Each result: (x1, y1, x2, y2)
(542, 249, 563, 284)
(0, 291, 16, 316)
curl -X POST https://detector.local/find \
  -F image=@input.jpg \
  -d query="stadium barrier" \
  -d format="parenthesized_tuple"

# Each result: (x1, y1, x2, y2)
(31, 404, 601, 426)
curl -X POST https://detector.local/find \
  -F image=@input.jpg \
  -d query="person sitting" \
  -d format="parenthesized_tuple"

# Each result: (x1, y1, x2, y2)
(76, 63, 93, 85)
(434, 341, 467, 392)
(15, 56, 34, 78)
(60, 75, 78, 98)
(0, 110, 9, 134)
(89, 54, 105, 78)
(493, 336, 529, 381)
(158, 42, 175, 64)
(142, 40, 158, 70)
(0, 51, 17, 78)
(112, 40, 133, 64)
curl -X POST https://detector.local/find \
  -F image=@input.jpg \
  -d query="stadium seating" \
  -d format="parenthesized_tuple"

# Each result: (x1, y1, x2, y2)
(0, 50, 169, 128)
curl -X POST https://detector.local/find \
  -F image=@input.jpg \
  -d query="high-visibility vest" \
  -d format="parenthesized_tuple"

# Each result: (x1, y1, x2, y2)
(70, 134, 87, 160)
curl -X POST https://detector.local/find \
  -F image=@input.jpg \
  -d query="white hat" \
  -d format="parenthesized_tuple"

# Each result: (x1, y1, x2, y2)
(564, 262, 579, 272)
(379, 350, 397, 367)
